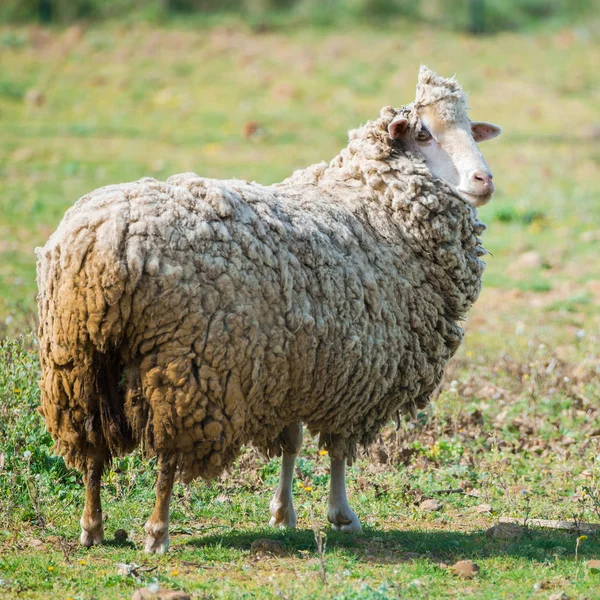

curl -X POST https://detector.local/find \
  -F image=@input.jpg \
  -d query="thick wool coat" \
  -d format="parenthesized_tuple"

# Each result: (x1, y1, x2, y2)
(37, 105, 486, 482)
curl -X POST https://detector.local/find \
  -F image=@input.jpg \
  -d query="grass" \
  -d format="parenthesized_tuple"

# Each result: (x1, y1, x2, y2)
(2, 336, 600, 598)
(1, 16, 600, 600)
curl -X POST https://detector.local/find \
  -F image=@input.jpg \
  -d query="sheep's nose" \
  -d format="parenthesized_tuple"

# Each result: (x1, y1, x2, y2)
(471, 170, 495, 194)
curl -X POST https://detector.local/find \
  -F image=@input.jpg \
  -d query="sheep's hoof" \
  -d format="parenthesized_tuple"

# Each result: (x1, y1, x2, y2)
(144, 521, 169, 554)
(328, 508, 362, 534)
(269, 500, 297, 528)
(80, 525, 104, 547)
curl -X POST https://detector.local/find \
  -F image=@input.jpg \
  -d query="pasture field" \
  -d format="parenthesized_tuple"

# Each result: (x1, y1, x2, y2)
(1, 17, 600, 599)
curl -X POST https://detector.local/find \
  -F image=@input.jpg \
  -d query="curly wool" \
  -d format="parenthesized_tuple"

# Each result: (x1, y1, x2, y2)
(36, 105, 486, 482)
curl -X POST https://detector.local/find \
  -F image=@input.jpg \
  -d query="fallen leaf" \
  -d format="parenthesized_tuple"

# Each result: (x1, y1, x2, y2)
(241, 121, 261, 139)
(474, 503, 492, 514)
(371, 444, 389, 465)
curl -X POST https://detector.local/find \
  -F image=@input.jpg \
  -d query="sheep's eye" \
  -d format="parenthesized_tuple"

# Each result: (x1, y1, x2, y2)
(416, 127, 432, 142)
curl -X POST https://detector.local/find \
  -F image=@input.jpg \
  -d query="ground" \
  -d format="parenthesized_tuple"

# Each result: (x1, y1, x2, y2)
(0, 18, 599, 600)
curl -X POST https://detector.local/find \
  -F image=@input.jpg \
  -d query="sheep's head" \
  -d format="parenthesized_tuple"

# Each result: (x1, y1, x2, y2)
(388, 66, 502, 207)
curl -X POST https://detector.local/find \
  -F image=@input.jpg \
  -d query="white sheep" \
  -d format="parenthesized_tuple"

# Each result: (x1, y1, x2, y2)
(36, 66, 501, 552)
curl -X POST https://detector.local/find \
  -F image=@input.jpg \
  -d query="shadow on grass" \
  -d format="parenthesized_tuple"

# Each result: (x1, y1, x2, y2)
(102, 539, 137, 550)
(182, 526, 600, 564)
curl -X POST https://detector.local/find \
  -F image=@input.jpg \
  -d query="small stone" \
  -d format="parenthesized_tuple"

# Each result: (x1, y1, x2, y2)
(474, 503, 492, 514)
(241, 121, 260, 139)
(451, 559, 480, 578)
(46, 535, 61, 545)
(117, 562, 138, 576)
(250, 538, 285, 556)
(485, 522, 524, 540)
(512, 251, 543, 270)
(419, 499, 442, 512)
(587, 559, 600, 572)
(132, 588, 190, 600)
(24, 89, 45, 107)
(581, 230, 600, 242)
(29, 538, 44, 548)
(548, 593, 569, 600)
(533, 580, 551, 591)
(114, 529, 128, 542)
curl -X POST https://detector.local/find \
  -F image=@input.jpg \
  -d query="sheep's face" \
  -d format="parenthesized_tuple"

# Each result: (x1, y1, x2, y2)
(388, 67, 502, 207)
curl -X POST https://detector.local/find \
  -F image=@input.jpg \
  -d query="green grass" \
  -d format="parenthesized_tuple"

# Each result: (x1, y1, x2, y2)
(1, 18, 600, 599)
(2, 337, 600, 598)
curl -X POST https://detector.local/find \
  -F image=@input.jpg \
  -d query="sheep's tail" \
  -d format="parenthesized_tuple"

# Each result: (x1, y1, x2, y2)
(35, 210, 136, 469)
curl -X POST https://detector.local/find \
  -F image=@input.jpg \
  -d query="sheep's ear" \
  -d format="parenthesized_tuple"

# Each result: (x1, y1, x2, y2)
(471, 121, 502, 142)
(388, 116, 409, 140)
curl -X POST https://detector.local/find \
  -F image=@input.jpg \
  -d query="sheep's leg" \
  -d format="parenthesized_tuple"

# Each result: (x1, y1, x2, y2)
(144, 453, 177, 554)
(327, 457, 362, 533)
(80, 450, 106, 547)
(269, 422, 303, 528)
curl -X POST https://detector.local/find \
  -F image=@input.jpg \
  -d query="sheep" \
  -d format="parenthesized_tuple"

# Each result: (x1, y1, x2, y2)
(36, 66, 501, 553)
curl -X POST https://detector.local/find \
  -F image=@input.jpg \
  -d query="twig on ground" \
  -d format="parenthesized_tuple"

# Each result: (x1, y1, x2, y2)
(499, 516, 600, 535)
(56, 537, 75, 565)
(310, 513, 327, 586)
(431, 488, 464, 495)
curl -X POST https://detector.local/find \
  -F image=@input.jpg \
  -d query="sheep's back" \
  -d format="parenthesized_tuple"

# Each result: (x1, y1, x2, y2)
(37, 172, 478, 473)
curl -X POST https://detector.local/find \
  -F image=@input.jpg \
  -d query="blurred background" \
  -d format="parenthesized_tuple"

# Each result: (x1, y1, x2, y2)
(0, 0, 598, 353)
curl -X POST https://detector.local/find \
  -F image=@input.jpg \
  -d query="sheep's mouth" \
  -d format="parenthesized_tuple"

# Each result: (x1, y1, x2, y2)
(458, 190, 494, 207)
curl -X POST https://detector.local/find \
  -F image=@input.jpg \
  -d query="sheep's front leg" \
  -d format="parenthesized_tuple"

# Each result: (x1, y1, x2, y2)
(144, 453, 177, 554)
(328, 457, 362, 533)
(80, 450, 106, 547)
(269, 422, 303, 527)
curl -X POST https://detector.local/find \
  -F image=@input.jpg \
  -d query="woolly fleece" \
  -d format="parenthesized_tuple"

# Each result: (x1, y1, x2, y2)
(37, 73, 487, 482)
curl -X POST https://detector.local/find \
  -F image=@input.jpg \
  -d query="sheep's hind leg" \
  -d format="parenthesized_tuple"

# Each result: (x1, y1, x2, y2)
(269, 423, 303, 528)
(80, 450, 106, 547)
(144, 453, 177, 554)
(328, 457, 362, 534)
